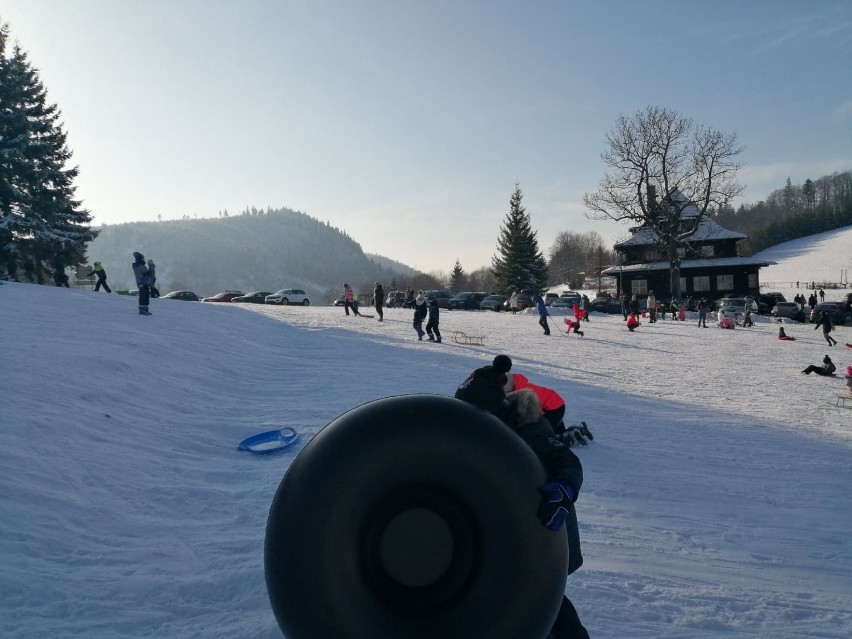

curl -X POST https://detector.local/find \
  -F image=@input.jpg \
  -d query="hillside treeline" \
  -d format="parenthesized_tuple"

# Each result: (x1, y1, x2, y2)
(711, 170, 852, 254)
(88, 208, 417, 300)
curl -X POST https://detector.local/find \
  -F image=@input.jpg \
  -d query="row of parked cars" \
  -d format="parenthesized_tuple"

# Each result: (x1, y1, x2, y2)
(160, 289, 311, 305)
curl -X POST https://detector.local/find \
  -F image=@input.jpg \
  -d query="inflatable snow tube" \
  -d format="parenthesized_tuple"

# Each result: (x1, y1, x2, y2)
(265, 394, 568, 639)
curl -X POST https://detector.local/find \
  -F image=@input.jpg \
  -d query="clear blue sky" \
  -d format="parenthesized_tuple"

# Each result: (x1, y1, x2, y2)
(3, 0, 850, 273)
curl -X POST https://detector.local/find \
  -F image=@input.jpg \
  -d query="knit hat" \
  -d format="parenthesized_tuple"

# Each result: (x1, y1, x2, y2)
(823, 355, 832, 365)
(133, 251, 144, 261)
(492, 354, 512, 374)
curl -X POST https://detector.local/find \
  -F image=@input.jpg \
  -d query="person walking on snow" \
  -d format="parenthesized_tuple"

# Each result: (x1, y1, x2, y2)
(132, 251, 152, 315)
(532, 293, 550, 335)
(696, 298, 708, 327)
(87, 262, 111, 293)
(425, 296, 441, 343)
(646, 291, 656, 323)
(373, 282, 384, 321)
(413, 291, 428, 340)
(509, 291, 519, 314)
(343, 283, 360, 316)
(819, 288, 825, 302)
(580, 294, 590, 322)
(814, 310, 837, 346)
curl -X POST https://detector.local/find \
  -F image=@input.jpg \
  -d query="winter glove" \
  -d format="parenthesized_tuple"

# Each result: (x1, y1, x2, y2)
(538, 481, 576, 531)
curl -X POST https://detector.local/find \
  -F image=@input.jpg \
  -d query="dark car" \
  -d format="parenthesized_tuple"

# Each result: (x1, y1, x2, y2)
(771, 302, 806, 323)
(809, 302, 849, 325)
(385, 291, 408, 308)
(231, 291, 272, 304)
(544, 293, 560, 306)
(548, 297, 575, 310)
(479, 294, 508, 311)
(425, 290, 453, 309)
(589, 297, 623, 314)
(161, 290, 199, 302)
(448, 291, 487, 310)
(201, 290, 244, 303)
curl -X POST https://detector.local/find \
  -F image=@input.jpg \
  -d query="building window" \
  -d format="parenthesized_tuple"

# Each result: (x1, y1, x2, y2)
(716, 274, 733, 290)
(701, 245, 714, 257)
(631, 279, 648, 295)
(693, 276, 710, 292)
(748, 272, 758, 289)
(680, 277, 687, 294)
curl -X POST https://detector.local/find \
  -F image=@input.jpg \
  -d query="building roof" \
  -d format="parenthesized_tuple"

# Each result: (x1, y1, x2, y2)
(614, 191, 747, 248)
(601, 256, 777, 275)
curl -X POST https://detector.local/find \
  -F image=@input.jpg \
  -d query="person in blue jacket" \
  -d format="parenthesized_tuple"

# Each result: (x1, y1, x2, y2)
(532, 292, 550, 335)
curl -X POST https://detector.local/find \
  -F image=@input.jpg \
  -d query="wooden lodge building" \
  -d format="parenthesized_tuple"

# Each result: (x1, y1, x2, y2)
(601, 192, 775, 302)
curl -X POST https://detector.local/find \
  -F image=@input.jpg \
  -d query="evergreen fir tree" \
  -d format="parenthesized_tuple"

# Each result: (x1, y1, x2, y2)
(491, 183, 548, 294)
(449, 259, 465, 293)
(0, 23, 96, 282)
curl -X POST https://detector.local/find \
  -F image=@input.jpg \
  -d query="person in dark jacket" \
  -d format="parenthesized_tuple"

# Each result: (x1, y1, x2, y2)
(87, 262, 111, 292)
(814, 310, 837, 346)
(801, 355, 836, 376)
(132, 251, 152, 315)
(53, 257, 70, 287)
(373, 282, 384, 321)
(503, 388, 589, 639)
(425, 297, 441, 343)
(454, 354, 513, 420)
(412, 291, 428, 340)
(532, 293, 550, 335)
(147, 259, 160, 298)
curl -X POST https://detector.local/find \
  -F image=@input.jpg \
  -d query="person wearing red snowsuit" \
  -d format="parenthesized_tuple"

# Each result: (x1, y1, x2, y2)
(506, 373, 566, 434)
(626, 313, 640, 331)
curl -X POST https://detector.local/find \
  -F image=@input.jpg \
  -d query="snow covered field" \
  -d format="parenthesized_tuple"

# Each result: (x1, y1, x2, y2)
(1, 227, 851, 638)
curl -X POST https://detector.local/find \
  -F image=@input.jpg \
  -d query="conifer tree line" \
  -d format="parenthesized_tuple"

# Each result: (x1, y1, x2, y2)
(711, 171, 852, 254)
(0, 22, 96, 283)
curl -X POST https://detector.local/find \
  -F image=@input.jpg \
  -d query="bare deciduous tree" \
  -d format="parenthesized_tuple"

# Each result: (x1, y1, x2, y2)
(583, 106, 744, 298)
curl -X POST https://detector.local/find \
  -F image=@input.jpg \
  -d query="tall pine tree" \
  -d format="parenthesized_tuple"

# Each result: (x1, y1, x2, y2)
(449, 259, 465, 293)
(491, 183, 548, 294)
(0, 23, 96, 282)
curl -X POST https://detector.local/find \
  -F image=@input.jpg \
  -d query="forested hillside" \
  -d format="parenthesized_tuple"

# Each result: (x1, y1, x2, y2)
(87, 208, 415, 300)
(711, 170, 851, 253)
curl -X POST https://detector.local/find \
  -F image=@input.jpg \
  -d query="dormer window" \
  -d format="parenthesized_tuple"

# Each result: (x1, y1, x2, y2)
(700, 245, 714, 258)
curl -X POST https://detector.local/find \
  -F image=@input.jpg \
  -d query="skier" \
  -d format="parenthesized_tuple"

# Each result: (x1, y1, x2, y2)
(373, 282, 384, 321)
(413, 291, 427, 340)
(425, 296, 441, 343)
(147, 259, 160, 298)
(532, 293, 550, 335)
(801, 355, 836, 376)
(87, 262, 111, 293)
(132, 251, 152, 315)
(814, 310, 837, 347)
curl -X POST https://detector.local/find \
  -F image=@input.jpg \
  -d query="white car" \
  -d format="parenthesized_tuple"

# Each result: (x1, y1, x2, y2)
(265, 289, 310, 306)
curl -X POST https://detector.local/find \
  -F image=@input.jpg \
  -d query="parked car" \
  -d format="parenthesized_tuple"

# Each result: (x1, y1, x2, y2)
(548, 297, 575, 309)
(448, 291, 487, 310)
(588, 297, 623, 314)
(265, 289, 310, 306)
(809, 302, 849, 325)
(385, 290, 408, 308)
(559, 291, 582, 307)
(231, 291, 272, 304)
(161, 290, 199, 302)
(503, 293, 533, 311)
(479, 294, 508, 311)
(770, 302, 806, 323)
(717, 297, 758, 316)
(544, 293, 559, 306)
(201, 290, 244, 303)
(425, 290, 453, 309)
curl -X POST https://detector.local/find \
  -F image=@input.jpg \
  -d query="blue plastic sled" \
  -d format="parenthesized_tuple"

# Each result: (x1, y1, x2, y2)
(238, 427, 298, 454)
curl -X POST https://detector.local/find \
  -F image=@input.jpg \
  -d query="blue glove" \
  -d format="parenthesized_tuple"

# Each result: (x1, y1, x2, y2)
(538, 481, 576, 531)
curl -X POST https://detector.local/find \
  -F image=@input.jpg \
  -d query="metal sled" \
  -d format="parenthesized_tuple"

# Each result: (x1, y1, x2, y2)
(451, 331, 485, 346)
